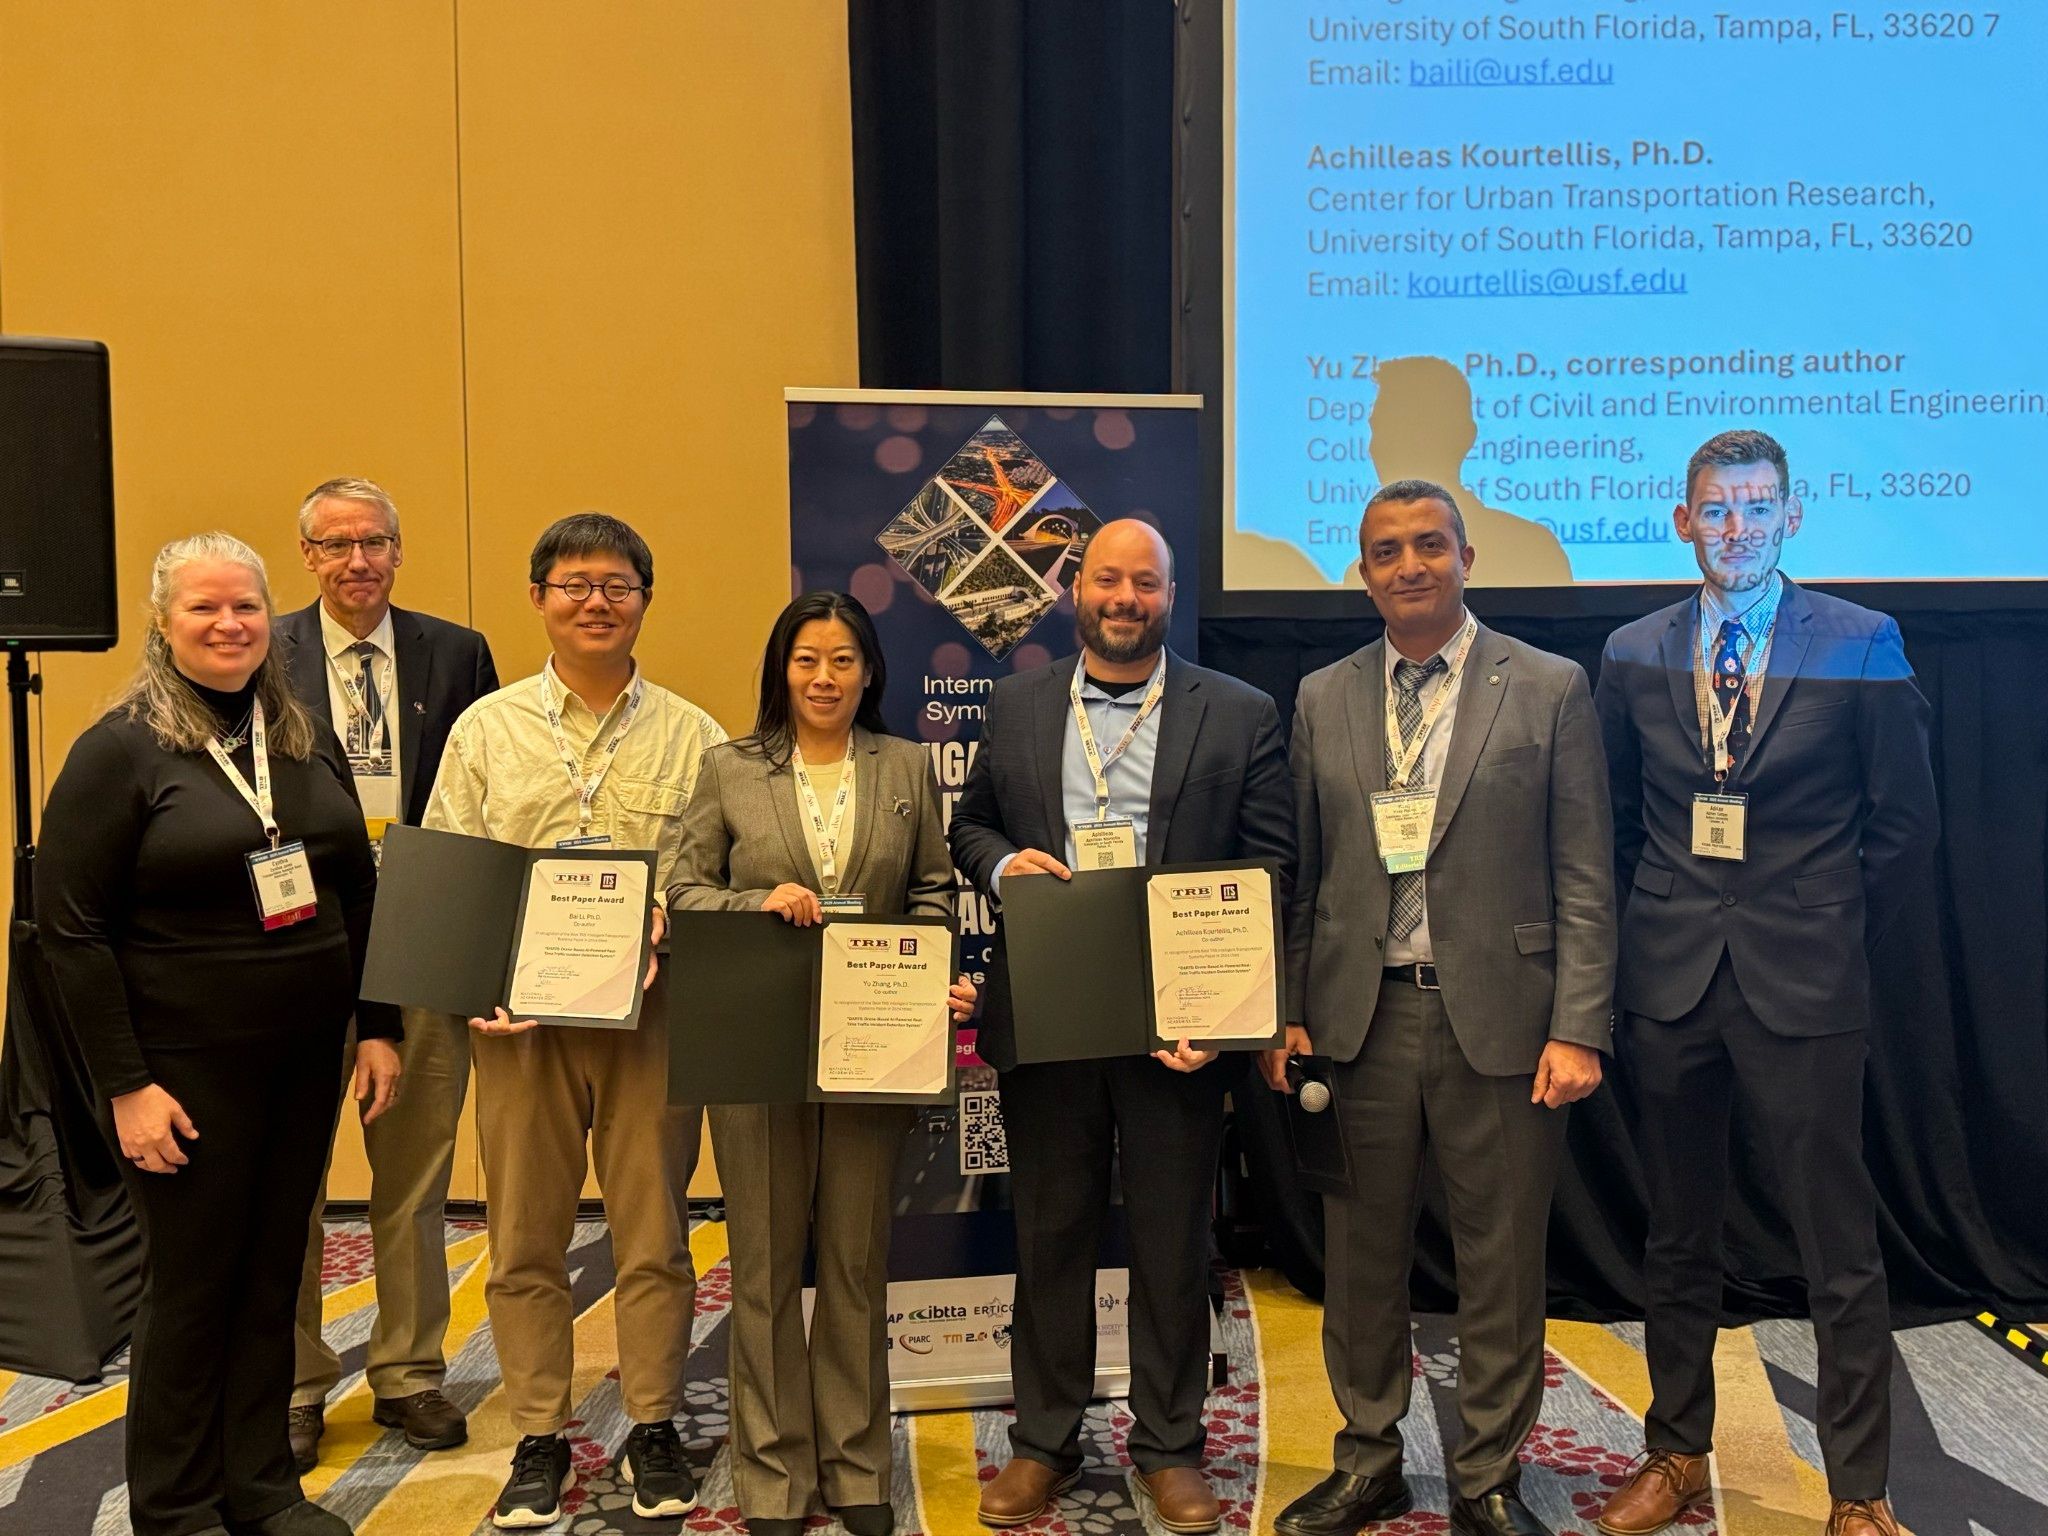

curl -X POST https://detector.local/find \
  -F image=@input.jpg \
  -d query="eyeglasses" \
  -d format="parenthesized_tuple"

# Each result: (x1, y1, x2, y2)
(539, 576, 646, 603)
(310, 535, 398, 561)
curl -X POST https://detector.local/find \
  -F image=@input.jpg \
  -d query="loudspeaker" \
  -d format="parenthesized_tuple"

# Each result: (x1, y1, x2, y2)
(0, 337, 118, 651)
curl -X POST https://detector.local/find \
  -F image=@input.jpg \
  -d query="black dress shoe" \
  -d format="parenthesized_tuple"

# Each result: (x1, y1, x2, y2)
(1451, 1484, 1554, 1536)
(832, 1503, 896, 1536)
(1275, 1469, 1414, 1534)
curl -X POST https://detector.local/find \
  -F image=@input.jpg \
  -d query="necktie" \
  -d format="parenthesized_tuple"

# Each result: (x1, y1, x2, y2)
(352, 641, 386, 757)
(1710, 619, 1750, 770)
(1386, 654, 1447, 941)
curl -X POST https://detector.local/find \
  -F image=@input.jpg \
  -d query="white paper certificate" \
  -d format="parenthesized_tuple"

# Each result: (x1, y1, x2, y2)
(1145, 866, 1278, 1043)
(816, 923, 951, 1097)
(507, 858, 649, 1022)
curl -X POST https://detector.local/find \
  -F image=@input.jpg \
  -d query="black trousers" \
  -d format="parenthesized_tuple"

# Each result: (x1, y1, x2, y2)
(119, 1026, 345, 1536)
(1625, 952, 1891, 1500)
(997, 1056, 1226, 1475)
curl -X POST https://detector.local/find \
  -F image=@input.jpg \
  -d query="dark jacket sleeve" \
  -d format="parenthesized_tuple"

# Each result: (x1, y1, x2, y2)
(1546, 665, 1618, 1052)
(33, 722, 156, 1098)
(318, 736, 402, 1041)
(1283, 682, 1324, 1029)
(1237, 691, 1296, 916)
(1854, 617, 1938, 944)
(906, 753, 958, 922)
(473, 631, 501, 700)
(1593, 634, 1646, 914)
(949, 684, 1022, 896)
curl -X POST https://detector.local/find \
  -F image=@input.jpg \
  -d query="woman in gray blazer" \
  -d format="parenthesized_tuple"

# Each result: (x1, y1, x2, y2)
(671, 591, 974, 1536)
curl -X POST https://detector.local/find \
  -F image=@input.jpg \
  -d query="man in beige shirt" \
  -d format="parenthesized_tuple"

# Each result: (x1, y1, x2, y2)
(425, 512, 722, 1529)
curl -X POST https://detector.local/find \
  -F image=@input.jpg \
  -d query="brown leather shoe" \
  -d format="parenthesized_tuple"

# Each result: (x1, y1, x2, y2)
(372, 1388, 469, 1450)
(1134, 1466, 1221, 1534)
(287, 1403, 323, 1473)
(977, 1457, 1079, 1527)
(1595, 1450, 1710, 1535)
(1826, 1498, 1902, 1536)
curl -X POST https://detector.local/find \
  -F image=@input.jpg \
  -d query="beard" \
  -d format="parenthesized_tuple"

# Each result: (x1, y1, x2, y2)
(1076, 597, 1169, 664)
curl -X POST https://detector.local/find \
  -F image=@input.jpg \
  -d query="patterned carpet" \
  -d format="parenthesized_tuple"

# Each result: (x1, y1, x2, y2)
(1, 1219, 2043, 1534)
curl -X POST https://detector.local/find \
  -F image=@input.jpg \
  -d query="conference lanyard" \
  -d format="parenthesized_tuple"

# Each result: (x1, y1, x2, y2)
(1692, 584, 1778, 782)
(324, 646, 391, 764)
(1069, 654, 1168, 820)
(205, 700, 281, 847)
(541, 661, 646, 834)
(1383, 616, 1477, 792)
(792, 743, 855, 894)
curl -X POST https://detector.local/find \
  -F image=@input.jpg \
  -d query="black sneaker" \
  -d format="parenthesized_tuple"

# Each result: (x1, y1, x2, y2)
(493, 1434, 572, 1529)
(619, 1420, 698, 1518)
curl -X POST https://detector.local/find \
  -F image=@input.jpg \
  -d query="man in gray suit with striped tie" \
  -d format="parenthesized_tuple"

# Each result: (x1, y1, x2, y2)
(1268, 480, 1616, 1536)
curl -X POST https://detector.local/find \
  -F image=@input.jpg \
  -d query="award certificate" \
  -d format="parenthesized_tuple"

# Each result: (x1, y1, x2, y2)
(507, 857, 649, 1022)
(815, 922, 952, 1097)
(1145, 866, 1278, 1043)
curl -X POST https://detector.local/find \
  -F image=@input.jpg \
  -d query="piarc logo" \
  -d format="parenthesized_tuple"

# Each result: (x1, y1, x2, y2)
(874, 415, 1103, 660)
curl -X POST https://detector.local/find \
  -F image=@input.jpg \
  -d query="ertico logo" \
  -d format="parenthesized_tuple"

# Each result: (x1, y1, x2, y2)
(875, 414, 1103, 661)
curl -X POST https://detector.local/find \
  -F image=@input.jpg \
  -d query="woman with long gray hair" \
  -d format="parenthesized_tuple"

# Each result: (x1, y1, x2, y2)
(36, 532, 399, 1536)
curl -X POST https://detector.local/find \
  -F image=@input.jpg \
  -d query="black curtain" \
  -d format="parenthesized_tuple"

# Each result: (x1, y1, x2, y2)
(848, 0, 1174, 392)
(845, 3, 2048, 1323)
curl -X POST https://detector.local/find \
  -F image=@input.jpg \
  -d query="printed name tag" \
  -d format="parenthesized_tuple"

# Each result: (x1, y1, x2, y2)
(1692, 793, 1748, 861)
(1072, 818, 1138, 870)
(1369, 788, 1437, 874)
(556, 833, 613, 849)
(247, 840, 318, 929)
(820, 894, 868, 917)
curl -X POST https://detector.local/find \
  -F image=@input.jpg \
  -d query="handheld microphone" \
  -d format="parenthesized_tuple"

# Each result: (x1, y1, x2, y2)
(1285, 1058, 1331, 1113)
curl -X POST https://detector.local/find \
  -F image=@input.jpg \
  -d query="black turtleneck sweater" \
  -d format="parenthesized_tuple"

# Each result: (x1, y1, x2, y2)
(34, 677, 399, 1099)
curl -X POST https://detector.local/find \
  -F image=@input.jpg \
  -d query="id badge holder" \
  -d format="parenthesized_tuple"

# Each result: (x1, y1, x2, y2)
(1072, 817, 1138, 870)
(1691, 793, 1747, 860)
(820, 894, 867, 918)
(557, 833, 613, 849)
(247, 840, 318, 930)
(1369, 788, 1436, 874)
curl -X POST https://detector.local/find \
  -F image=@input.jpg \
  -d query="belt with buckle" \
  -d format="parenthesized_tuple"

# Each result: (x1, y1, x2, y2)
(1383, 962, 1440, 991)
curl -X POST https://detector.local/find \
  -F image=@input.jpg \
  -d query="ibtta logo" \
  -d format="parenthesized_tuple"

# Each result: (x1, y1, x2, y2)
(600, 872, 618, 891)
(900, 937, 919, 956)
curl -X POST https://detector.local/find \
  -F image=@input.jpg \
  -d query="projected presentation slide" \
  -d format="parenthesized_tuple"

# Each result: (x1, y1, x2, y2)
(1227, 4, 2045, 589)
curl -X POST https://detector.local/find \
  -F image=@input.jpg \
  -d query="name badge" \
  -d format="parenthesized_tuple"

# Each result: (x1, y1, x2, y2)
(1369, 788, 1436, 874)
(1072, 817, 1138, 870)
(820, 894, 867, 917)
(247, 840, 318, 930)
(1692, 793, 1747, 860)
(556, 833, 613, 849)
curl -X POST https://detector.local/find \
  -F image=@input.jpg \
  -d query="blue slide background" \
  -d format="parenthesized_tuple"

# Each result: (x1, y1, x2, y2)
(1231, 2, 2045, 585)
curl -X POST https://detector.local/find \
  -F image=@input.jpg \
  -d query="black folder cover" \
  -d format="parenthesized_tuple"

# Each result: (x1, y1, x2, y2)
(667, 910, 957, 1107)
(361, 823, 655, 1029)
(1000, 859, 1286, 1065)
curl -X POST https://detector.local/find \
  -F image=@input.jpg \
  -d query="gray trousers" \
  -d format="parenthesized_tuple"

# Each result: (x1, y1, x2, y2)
(1321, 978, 1568, 1498)
(709, 1101, 913, 1519)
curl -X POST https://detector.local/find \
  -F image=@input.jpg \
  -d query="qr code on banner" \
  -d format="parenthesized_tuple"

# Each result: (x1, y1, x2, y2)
(959, 1090, 1009, 1175)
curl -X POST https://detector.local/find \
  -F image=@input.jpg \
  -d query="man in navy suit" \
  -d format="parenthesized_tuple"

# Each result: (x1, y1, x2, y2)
(1593, 432, 1936, 1536)
(277, 477, 499, 1471)
(951, 519, 1293, 1533)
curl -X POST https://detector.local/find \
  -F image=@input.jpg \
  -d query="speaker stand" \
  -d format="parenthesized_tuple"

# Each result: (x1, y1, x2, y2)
(8, 646, 39, 919)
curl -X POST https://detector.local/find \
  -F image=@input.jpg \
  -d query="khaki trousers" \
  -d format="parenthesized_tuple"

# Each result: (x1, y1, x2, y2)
(710, 1101, 911, 1518)
(294, 1008, 470, 1405)
(472, 1004, 703, 1436)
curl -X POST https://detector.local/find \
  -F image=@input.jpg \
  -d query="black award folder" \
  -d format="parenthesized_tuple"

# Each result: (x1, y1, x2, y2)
(361, 823, 656, 1030)
(667, 910, 957, 1107)
(1000, 859, 1287, 1065)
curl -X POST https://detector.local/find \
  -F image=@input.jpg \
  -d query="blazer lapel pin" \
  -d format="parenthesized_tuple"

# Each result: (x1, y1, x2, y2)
(891, 797, 912, 818)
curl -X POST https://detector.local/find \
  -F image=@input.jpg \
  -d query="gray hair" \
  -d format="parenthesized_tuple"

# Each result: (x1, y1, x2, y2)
(297, 476, 401, 541)
(114, 532, 318, 759)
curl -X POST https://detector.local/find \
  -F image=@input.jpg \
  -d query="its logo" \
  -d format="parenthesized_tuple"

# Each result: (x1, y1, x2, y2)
(1221, 882, 1239, 901)
(599, 872, 618, 890)
(900, 937, 919, 956)
(875, 415, 1104, 659)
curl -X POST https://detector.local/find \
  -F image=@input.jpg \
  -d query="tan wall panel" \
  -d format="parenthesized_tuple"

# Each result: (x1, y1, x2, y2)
(0, 1, 472, 791)
(454, 0, 860, 730)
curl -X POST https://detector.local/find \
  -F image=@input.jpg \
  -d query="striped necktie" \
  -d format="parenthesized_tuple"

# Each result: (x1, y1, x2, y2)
(1387, 655, 1446, 940)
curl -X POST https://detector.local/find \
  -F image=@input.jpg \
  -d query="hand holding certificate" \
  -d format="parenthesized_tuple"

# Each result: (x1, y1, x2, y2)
(362, 824, 656, 1030)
